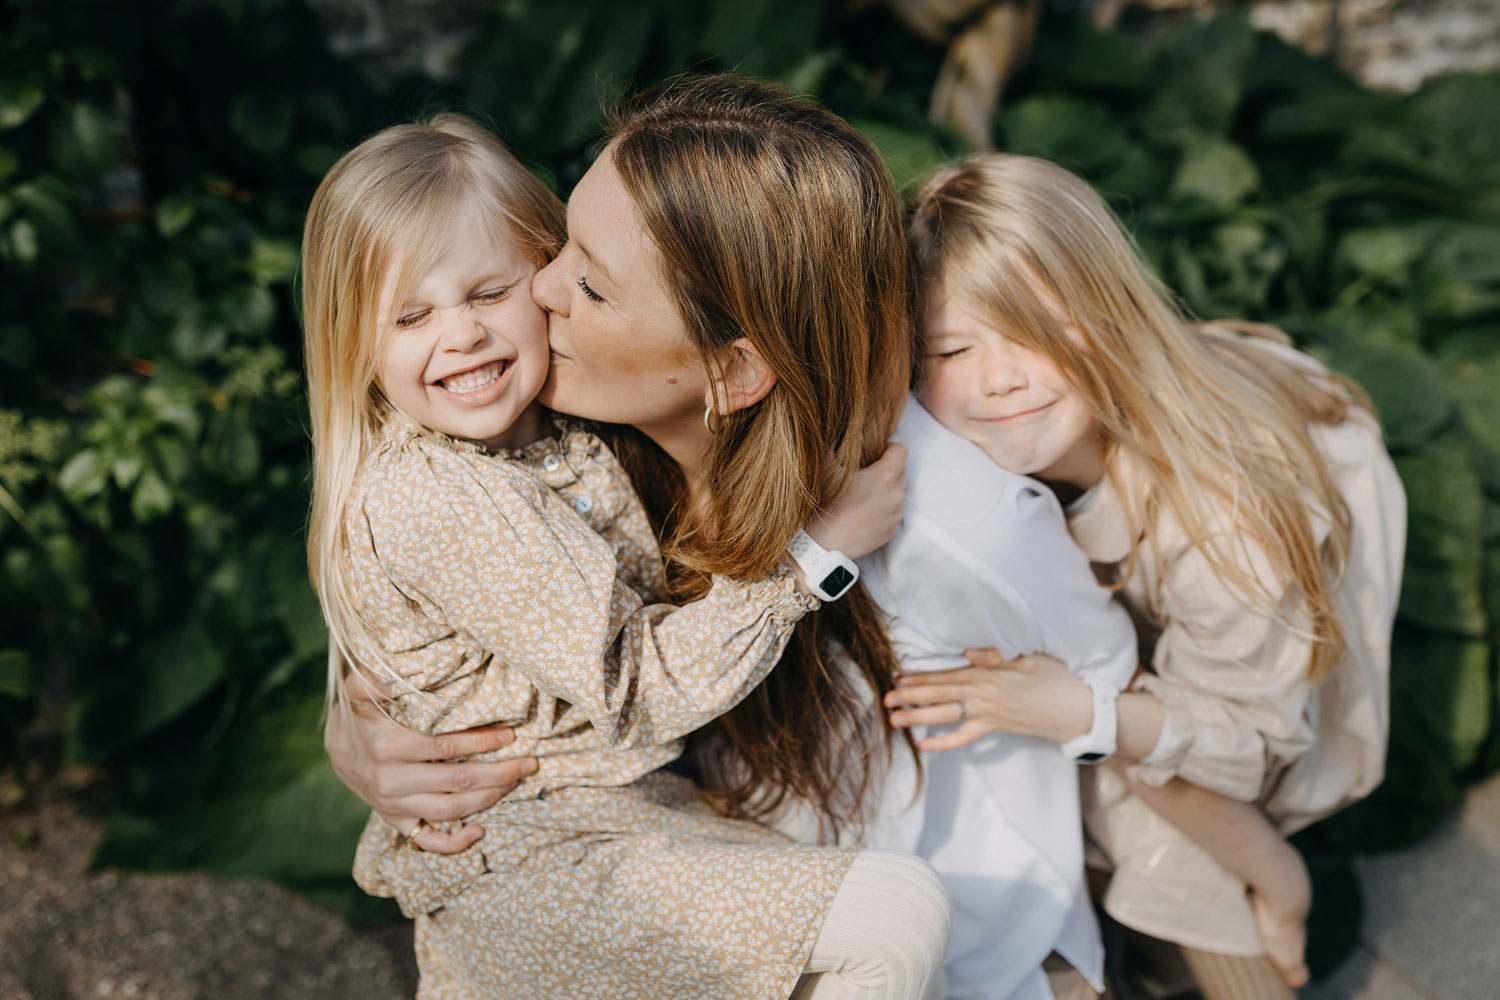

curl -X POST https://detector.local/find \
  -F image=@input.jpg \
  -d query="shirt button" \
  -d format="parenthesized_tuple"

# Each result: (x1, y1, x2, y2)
(574, 496, 594, 514)
(542, 454, 562, 472)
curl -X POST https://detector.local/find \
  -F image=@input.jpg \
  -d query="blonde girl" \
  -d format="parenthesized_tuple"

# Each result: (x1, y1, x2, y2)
(886, 153, 1405, 1000)
(302, 109, 950, 999)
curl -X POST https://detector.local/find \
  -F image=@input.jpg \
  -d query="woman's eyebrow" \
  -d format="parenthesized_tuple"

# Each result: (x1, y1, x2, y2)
(576, 241, 619, 288)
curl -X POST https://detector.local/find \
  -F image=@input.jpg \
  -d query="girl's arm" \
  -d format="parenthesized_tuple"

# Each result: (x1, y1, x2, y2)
(1122, 771, 1311, 988)
(887, 653, 1310, 986)
(358, 439, 905, 749)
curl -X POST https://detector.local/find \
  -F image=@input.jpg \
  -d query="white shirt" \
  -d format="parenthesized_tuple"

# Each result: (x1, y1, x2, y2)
(858, 397, 1138, 1000)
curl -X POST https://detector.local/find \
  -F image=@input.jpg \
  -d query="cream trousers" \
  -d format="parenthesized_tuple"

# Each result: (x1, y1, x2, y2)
(792, 849, 952, 1000)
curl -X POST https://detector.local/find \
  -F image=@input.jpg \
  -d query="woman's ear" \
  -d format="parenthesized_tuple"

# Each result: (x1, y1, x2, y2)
(706, 338, 778, 415)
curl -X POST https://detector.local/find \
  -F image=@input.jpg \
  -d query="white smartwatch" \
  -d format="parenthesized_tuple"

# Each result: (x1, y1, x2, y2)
(1059, 676, 1118, 764)
(786, 529, 860, 602)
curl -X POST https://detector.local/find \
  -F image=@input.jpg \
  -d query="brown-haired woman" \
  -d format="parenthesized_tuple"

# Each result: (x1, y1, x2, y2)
(325, 75, 951, 998)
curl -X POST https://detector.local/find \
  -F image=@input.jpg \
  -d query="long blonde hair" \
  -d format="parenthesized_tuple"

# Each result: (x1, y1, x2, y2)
(300, 113, 563, 712)
(602, 74, 914, 834)
(907, 153, 1368, 682)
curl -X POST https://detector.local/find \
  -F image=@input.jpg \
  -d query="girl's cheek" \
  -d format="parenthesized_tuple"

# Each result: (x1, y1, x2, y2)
(915, 367, 963, 425)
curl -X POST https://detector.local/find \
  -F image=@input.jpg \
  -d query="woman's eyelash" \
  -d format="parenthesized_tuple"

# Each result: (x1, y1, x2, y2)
(577, 277, 604, 303)
(928, 347, 967, 360)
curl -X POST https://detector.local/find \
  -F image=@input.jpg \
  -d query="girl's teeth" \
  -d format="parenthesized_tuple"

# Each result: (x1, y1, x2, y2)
(442, 361, 503, 393)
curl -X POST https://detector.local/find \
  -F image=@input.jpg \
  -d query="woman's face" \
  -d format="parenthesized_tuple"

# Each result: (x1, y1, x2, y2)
(531, 149, 709, 439)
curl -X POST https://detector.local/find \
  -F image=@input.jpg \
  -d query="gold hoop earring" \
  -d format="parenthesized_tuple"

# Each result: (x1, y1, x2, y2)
(703, 406, 723, 435)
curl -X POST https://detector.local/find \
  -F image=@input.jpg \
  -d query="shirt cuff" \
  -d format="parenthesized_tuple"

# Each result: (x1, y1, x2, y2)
(1122, 673, 1194, 787)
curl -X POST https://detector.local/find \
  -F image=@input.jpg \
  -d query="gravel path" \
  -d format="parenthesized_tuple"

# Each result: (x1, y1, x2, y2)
(0, 774, 418, 1000)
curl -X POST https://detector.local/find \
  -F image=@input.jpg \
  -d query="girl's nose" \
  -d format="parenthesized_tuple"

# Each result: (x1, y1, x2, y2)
(531, 256, 567, 316)
(979, 346, 1028, 395)
(437, 306, 489, 353)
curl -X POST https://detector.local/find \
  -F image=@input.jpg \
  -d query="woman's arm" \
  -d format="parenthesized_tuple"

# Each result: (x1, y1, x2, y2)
(883, 650, 1165, 757)
(325, 667, 538, 852)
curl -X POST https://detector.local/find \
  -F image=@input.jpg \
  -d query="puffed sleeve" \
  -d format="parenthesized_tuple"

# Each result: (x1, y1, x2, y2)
(354, 441, 814, 747)
(1126, 536, 1319, 800)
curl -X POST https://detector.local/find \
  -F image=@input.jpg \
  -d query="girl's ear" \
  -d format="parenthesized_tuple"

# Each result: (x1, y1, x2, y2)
(707, 338, 778, 415)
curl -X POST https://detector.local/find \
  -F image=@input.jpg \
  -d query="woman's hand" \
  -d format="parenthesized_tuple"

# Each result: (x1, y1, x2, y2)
(806, 442, 908, 560)
(325, 670, 538, 853)
(883, 649, 1093, 751)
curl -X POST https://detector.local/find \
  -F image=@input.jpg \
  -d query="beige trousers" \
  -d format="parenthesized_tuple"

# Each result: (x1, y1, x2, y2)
(792, 849, 952, 1000)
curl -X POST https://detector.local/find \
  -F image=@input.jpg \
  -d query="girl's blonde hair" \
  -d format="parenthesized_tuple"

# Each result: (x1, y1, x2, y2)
(908, 153, 1368, 682)
(300, 113, 563, 712)
(601, 74, 914, 836)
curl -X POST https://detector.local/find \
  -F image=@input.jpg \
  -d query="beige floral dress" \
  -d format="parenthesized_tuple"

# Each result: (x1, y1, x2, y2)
(343, 413, 858, 999)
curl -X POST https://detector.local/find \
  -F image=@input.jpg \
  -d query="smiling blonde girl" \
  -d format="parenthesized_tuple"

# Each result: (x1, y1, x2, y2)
(301, 113, 949, 1000)
(887, 153, 1405, 1000)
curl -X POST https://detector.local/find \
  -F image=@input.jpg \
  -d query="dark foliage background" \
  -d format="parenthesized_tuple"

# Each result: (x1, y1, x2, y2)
(2, 0, 1497, 966)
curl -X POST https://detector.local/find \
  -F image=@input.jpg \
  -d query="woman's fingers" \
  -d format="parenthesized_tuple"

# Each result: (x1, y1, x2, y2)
(376, 757, 538, 799)
(400, 786, 518, 824)
(888, 702, 965, 729)
(405, 820, 487, 855)
(884, 682, 965, 709)
(917, 721, 987, 752)
(375, 723, 518, 764)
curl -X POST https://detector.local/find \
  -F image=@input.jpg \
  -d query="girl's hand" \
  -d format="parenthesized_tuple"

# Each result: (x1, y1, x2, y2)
(884, 649, 1093, 751)
(806, 442, 908, 561)
(325, 670, 538, 853)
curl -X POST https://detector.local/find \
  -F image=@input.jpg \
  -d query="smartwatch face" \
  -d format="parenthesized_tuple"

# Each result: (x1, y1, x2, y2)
(820, 565, 855, 598)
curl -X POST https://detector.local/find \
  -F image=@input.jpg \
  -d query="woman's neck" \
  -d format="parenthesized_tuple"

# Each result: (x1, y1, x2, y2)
(638, 411, 714, 503)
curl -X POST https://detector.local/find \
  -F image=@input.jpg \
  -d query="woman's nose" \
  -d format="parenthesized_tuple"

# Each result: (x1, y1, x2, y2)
(531, 256, 567, 316)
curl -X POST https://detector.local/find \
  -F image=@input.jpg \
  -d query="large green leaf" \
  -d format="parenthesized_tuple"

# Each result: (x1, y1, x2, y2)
(1392, 434, 1487, 636)
(46, 102, 123, 179)
(851, 119, 948, 190)
(1168, 138, 1260, 218)
(1324, 338, 1455, 451)
(1000, 95, 1136, 176)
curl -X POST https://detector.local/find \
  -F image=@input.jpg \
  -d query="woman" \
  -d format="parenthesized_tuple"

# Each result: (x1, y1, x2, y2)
(326, 74, 952, 998)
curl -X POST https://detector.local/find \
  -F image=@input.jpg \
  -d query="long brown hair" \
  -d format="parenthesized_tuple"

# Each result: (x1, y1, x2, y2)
(907, 154, 1368, 681)
(602, 74, 914, 836)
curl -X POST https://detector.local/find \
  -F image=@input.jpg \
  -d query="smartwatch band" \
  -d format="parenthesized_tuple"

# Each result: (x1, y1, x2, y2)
(1059, 676, 1119, 764)
(786, 529, 860, 602)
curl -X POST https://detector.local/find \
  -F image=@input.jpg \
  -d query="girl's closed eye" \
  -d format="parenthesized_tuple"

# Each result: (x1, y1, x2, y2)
(577, 276, 605, 303)
(927, 345, 969, 361)
(471, 284, 514, 305)
(396, 307, 431, 329)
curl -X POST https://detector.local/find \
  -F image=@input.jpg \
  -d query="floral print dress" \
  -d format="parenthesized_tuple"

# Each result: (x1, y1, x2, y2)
(343, 412, 856, 999)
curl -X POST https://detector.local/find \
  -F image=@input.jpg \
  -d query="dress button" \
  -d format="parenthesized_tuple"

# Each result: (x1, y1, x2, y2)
(574, 496, 594, 514)
(542, 454, 562, 472)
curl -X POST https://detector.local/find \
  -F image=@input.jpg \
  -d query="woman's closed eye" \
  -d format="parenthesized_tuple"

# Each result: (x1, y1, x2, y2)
(926, 345, 970, 360)
(576, 276, 605, 304)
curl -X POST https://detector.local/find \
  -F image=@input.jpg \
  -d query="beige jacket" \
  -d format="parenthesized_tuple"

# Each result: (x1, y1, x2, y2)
(1069, 339, 1406, 955)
